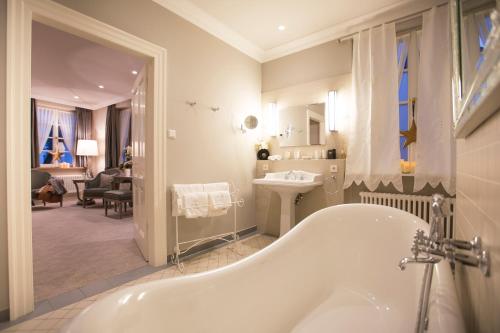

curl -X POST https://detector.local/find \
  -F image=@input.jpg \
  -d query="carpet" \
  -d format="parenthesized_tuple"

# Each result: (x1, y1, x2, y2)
(32, 198, 147, 301)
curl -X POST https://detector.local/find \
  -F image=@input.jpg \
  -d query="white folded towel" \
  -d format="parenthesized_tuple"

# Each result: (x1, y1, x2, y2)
(268, 155, 282, 161)
(208, 191, 232, 217)
(172, 184, 203, 216)
(183, 192, 209, 218)
(203, 182, 230, 192)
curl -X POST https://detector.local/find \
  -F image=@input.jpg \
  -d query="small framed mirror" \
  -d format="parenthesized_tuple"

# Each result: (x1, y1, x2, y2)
(240, 115, 258, 133)
(244, 115, 258, 130)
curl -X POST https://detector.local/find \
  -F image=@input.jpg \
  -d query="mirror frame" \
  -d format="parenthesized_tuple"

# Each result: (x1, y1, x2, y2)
(451, 1, 500, 138)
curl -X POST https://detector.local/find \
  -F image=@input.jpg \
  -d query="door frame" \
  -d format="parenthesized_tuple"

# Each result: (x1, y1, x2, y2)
(6, 0, 168, 320)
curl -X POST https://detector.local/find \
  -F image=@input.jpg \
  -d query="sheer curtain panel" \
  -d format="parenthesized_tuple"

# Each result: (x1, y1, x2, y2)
(414, 5, 456, 195)
(344, 23, 403, 192)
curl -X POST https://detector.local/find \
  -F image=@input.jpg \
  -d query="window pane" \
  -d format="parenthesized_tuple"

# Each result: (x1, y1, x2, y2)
(400, 137, 409, 161)
(42, 138, 53, 151)
(399, 72, 408, 102)
(39, 151, 51, 164)
(399, 104, 409, 131)
(60, 141, 73, 164)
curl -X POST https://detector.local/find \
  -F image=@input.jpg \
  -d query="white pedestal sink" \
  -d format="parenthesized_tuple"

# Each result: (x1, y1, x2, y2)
(253, 171, 323, 237)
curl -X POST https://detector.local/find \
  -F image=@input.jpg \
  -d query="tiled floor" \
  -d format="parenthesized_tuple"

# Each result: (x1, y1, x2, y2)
(0, 234, 276, 333)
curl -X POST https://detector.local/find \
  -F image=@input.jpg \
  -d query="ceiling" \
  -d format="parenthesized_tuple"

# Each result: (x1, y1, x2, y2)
(32, 21, 145, 110)
(189, 0, 403, 50)
(154, 0, 445, 62)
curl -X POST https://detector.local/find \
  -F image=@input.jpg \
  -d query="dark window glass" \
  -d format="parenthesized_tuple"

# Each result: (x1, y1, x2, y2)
(399, 72, 408, 102)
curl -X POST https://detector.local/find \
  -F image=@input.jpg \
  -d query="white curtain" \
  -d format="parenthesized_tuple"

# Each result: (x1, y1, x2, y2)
(36, 108, 56, 152)
(397, 35, 410, 86)
(118, 108, 131, 163)
(344, 23, 403, 192)
(414, 5, 456, 195)
(58, 111, 77, 156)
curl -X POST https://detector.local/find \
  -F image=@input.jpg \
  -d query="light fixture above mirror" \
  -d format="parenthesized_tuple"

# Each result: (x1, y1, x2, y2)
(327, 90, 337, 132)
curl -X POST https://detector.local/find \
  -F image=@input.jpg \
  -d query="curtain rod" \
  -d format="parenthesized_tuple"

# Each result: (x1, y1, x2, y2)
(338, 2, 448, 43)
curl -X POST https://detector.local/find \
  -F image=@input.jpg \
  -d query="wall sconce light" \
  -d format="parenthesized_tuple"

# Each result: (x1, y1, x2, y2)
(266, 102, 278, 136)
(327, 90, 337, 131)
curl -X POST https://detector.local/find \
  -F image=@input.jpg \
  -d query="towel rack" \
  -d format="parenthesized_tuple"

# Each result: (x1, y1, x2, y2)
(171, 182, 244, 271)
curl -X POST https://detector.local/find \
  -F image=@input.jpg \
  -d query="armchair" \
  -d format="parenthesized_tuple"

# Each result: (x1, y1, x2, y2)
(31, 170, 64, 207)
(82, 168, 121, 207)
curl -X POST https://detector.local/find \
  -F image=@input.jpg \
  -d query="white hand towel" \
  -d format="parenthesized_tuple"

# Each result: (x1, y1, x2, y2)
(203, 182, 230, 192)
(183, 192, 209, 218)
(172, 184, 203, 216)
(208, 191, 232, 217)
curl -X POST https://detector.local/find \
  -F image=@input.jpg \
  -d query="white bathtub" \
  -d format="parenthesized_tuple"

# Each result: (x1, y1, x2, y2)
(63, 204, 465, 333)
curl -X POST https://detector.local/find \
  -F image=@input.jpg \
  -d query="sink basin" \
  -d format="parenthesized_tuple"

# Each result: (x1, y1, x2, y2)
(253, 171, 323, 236)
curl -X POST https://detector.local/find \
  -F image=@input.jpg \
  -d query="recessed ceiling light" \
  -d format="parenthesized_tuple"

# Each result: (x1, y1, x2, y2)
(131, 70, 138, 75)
(278, 25, 286, 31)
(98, 85, 104, 89)
(73, 95, 80, 99)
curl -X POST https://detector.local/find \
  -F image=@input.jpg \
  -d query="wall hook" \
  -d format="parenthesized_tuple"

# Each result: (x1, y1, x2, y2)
(210, 106, 220, 112)
(186, 101, 197, 107)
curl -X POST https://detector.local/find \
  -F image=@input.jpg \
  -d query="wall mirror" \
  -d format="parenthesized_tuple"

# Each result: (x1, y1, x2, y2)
(278, 103, 325, 147)
(451, 0, 500, 137)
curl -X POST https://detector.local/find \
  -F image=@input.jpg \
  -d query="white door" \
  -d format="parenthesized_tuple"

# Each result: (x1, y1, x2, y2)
(131, 67, 148, 260)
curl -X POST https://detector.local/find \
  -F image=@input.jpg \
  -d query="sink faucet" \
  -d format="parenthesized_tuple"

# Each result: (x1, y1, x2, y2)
(285, 170, 296, 180)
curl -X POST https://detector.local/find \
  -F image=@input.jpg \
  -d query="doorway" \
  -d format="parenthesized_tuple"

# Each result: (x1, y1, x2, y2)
(6, 0, 167, 320)
(30, 20, 151, 302)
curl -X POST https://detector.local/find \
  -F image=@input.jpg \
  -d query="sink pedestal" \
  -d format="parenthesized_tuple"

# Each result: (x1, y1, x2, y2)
(278, 192, 296, 236)
(253, 170, 323, 238)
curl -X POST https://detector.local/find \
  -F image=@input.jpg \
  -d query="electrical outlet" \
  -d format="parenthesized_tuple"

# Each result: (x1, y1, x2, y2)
(330, 164, 338, 173)
(262, 164, 269, 171)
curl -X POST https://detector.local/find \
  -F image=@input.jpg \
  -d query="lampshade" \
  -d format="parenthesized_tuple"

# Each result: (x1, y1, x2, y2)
(76, 140, 98, 156)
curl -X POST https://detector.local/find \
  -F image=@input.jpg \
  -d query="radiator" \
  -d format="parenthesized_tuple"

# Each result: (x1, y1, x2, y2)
(359, 192, 456, 238)
(53, 174, 83, 194)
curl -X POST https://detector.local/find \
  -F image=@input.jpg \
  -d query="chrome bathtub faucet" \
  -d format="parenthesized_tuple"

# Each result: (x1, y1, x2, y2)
(399, 194, 491, 276)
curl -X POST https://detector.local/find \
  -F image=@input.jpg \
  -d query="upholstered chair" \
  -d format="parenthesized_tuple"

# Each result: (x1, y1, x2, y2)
(31, 170, 51, 206)
(82, 168, 121, 207)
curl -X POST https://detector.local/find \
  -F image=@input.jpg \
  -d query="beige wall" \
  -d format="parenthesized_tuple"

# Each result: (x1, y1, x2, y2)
(0, 0, 261, 313)
(0, 0, 8, 315)
(455, 110, 500, 333)
(262, 40, 352, 92)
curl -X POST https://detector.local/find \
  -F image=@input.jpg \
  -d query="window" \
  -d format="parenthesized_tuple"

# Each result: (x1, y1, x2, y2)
(397, 31, 420, 170)
(38, 109, 75, 165)
(398, 56, 409, 161)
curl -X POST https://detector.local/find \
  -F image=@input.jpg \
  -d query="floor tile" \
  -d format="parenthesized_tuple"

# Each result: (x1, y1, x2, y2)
(0, 234, 276, 333)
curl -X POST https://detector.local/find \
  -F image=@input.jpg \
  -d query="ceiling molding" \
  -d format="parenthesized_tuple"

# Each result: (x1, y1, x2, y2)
(263, 0, 448, 61)
(152, 0, 447, 63)
(152, 0, 265, 62)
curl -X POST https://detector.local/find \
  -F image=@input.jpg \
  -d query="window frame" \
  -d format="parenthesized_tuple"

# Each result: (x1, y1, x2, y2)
(397, 30, 421, 168)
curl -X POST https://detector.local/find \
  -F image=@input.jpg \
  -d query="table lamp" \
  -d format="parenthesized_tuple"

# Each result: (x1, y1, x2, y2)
(76, 139, 98, 179)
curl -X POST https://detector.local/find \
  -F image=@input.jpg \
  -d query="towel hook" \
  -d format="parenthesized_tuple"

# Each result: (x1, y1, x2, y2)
(210, 106, 220, 112)
(186, 101, 197, 107)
